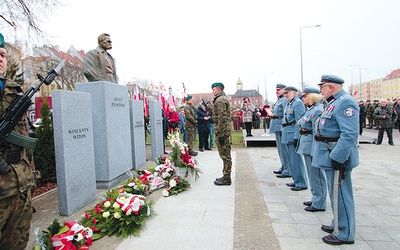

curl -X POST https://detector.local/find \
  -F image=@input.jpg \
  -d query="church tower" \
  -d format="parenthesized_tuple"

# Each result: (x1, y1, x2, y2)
(237, 77, 243, 90)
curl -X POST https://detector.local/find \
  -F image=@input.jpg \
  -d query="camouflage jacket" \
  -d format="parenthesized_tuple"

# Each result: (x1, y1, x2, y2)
(0, 78, 35, 199)
(184, 103, 197, 129)
(365, 104, 375, 116)
(373, 105, 397, 128)
(213, 92, 231, 138)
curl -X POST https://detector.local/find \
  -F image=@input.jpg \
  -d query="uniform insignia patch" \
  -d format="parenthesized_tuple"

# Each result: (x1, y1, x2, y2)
(343, 107, 356, 117)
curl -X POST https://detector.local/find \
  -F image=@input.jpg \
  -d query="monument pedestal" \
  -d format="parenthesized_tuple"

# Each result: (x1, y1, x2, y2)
(76, 82, 132, 188)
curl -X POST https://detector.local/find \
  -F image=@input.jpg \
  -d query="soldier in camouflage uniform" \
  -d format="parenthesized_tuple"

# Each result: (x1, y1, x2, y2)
(211, 82, 233, 186)
(184, 95, 198, 156)
(365, 100, 375, 129)
(0, 33, 36, 249)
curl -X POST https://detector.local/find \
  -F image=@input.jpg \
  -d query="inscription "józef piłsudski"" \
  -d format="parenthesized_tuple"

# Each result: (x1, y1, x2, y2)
(111, 97, 125, 107)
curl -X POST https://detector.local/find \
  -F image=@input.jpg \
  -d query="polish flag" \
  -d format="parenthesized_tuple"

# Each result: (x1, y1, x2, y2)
(144, 97, 149, 117)
(134, 84, 141, 100)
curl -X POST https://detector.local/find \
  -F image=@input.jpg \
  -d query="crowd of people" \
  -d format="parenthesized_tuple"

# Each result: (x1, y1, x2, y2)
(358, 98, 399, 145)
(161, 97, 216, 156)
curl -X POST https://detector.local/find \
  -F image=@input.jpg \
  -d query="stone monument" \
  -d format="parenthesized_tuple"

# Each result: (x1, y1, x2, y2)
(129, 100, 146, 169)
(149, 101, 163, 160)
(52, 90, 97, 216)
(75, 81, 132, 188)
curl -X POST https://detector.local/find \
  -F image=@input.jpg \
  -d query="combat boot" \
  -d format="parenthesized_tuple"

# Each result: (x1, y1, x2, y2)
(214, 177, 231, 186)
(189, 150, 198, 156)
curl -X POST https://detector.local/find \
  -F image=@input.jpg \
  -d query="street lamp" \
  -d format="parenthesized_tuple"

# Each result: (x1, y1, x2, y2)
(264, 71, 274, 104)
(300, 25, 321, 91)
(340, 69, 353, 96)
(349, 65, 368, 100)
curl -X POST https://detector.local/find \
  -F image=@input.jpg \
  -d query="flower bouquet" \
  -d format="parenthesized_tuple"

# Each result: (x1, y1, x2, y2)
(119, 170, 153, 196)
(34, 220, 94, 250)
(162, 176, 191, 197)
(81, 189, 153, 238)
(166, 131, 202, 180)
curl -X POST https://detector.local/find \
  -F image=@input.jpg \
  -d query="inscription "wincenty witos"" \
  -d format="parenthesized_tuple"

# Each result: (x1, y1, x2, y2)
(68, 128, 89, 139)
(112, 97, 125, 107)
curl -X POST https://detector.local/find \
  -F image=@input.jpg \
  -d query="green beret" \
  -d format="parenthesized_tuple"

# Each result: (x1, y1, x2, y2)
(0, 33, 5, 48)
(211, 82, 224, 89)
(186, 95, 192, 101)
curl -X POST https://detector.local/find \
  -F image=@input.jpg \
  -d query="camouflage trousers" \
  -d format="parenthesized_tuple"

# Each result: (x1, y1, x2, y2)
(0, 189, 33, 250)
(216, 136, 232, 178)
(186, 126, 196, 151)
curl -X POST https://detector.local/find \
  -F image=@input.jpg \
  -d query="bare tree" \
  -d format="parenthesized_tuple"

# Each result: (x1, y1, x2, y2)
(1, 0, 62, 37)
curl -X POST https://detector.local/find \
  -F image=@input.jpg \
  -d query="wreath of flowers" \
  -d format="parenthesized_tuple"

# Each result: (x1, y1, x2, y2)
(35, 131, 201, 249)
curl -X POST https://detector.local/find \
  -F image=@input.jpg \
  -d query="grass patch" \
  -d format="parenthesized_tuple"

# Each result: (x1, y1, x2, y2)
(145, 129, 245, 148)
(230, 130, 244, 148)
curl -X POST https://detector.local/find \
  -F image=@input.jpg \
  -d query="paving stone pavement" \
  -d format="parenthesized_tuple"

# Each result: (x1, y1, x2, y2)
(28, 129, 400, 249)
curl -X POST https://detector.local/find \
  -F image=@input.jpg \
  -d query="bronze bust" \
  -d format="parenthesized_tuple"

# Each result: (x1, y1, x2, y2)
(83, 33, 119, 83)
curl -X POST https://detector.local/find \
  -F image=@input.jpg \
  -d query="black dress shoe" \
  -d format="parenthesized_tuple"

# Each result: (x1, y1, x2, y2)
(389, 143, 394, 146)
(286, 182, 295, 187)
(276, 174, 291, 178)
(303, 201, 312, 206)
(304, 206, 325, 212)
(291, 186, 307, 191)
(322, 234, 354, 245)
(273, 170, 282, 174)
(199, 148, 204, 152)
(321, 225, 333, 234)
(214, 177, 232, 186)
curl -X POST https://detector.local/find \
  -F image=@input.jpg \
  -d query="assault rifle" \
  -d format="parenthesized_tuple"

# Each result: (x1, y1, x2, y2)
(0, 60, 65, 149)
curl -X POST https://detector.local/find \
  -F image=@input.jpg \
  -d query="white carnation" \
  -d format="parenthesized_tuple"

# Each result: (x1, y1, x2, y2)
(113, 202, 120, 209)
(169, 179, 177, 188)
(162, 190, 169, 197)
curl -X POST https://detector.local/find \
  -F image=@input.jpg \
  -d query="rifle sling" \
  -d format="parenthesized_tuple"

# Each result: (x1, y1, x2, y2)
(6, 131, 38, 149)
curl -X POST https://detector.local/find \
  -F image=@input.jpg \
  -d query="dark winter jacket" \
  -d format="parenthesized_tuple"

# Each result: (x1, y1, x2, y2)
(196, 106, 212, 133)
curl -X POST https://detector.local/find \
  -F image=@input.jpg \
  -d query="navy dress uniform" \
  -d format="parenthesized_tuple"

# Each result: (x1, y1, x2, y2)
(296, 87, 327, 211)
(281, 86, 307, 190)
(312, 74, 359, 245)
(269, 84, 291, 177)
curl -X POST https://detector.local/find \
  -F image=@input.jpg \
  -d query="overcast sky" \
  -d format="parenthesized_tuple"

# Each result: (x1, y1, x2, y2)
(39, 0, 400, 101)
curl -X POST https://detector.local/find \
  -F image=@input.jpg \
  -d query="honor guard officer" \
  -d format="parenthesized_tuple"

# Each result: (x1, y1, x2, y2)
(270, 84, 291, 178)
(297, 87, 327, 211)
(313, 74, 359, 245)
(211, 82, 233, 186)
(281, 86, 307, 191)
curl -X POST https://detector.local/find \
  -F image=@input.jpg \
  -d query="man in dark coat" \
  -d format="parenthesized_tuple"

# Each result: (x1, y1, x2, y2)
(196, 102, 212, 151)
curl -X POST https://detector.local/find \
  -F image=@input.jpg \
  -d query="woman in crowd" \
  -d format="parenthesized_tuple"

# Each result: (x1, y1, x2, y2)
(297, 87, 327, 212)
(241, 97, 254, 137)
(167, 106, 180, 133)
